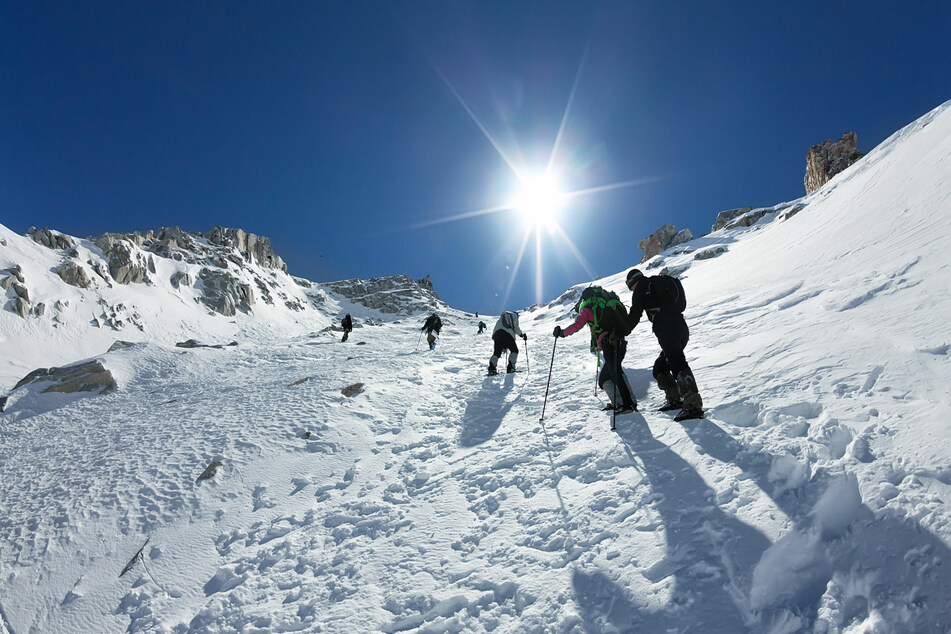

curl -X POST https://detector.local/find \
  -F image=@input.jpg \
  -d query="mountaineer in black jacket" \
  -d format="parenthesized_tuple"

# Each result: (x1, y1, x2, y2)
(421, 313, 442, 350)
(626, 268, 704, 421)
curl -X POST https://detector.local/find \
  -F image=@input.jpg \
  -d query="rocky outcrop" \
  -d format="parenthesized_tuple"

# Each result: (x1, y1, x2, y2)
(12, 283, 29, 303)
(694, 246, 728, 260)
(637, 224, 693, 262)
(14, 296, 30, 318)
(712, 207, 755, 232)
(198, 268, 254, 316)
(94, 236, 152, 285)
(56, 262, 92, 288)
(205, 227, 287, 272)
(415, 275, 440, 299)
(322, 275, 441, 315)
(170, 271, 193, 289)
(13, 360, 117, 395)
(27, 227, 74, 250)
(804, 132, 864, 194)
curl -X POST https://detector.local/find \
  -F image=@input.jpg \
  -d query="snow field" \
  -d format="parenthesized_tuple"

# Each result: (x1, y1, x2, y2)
(2, 100, 951, 632)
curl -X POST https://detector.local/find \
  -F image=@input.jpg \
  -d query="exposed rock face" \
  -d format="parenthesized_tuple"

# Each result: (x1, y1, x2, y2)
(13, 360, 117, 395)
(94, 236, 152, 285)
(13, 283, 29, 302)
(205, 227, 287, 272)
(170, 271, 193, 289)
(198, 268, 254, 316)
(27, 227, 75, 250)
(415, 275, 440, 299)
(694, 246, 728, 260)
(712, 207, 755, 232)
(637, 224, 693, 262)
(804, 132, 864, 194)
(14, 296, 30, 318)
(56, 262, 92, 288)
(322, 275, 441, 315)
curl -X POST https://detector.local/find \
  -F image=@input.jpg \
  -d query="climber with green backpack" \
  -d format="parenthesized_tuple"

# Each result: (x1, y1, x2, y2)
(552, 285, 637, 415)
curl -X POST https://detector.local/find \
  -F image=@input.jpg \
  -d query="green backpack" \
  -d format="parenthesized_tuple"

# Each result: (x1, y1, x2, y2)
(576, 286, 633, 338)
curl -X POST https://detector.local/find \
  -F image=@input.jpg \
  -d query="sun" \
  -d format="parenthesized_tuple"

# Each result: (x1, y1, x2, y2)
(513, 173, 563, 228)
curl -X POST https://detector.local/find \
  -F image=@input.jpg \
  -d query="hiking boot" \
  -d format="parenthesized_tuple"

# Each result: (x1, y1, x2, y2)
(615, 403, 638, 415)
(487, 363, 498, 376)
(601, 403, 616, 411)
(658, 399, 683, 412)
(674, 406, 704, 422)
(506, 363, 517, 373)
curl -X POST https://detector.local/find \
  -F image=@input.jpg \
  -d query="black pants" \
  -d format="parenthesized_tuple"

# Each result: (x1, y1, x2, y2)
(651, 311, 692, 381)
(601, 338, 636, 407)
(492, 331, 518, 358)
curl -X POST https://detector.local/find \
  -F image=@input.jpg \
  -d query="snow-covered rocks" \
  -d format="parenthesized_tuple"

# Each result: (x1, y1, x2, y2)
(12, 359, 117, 395)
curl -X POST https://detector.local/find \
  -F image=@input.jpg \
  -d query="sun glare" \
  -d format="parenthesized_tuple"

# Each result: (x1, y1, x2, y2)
(514, 174, 563, 227)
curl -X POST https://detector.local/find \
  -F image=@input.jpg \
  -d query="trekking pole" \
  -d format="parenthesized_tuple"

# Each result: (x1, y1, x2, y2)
(415, 330, 422, 351)
(612, 341, 619, 431)
(540, 337, 557, 421)
(524, 338, 530, 374)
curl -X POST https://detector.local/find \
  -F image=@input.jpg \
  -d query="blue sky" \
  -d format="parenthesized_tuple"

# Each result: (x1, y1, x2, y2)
(2, 2, 948, 313)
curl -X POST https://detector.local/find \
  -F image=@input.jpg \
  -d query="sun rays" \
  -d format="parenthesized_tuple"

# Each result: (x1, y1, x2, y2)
(414, 51, 659, 308)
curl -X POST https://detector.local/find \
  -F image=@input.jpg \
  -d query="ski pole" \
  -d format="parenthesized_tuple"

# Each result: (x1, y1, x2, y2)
(415, 330, 422, 351)
(541, 337, 557, 420)
(524, 337, 530, 374)
(612, 341, 619, 431)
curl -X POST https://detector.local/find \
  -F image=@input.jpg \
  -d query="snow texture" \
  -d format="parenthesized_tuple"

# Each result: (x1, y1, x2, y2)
(2, 100, 951, 632)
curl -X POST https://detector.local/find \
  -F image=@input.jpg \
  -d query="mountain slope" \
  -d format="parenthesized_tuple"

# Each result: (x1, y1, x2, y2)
(1, 100, 949, 633)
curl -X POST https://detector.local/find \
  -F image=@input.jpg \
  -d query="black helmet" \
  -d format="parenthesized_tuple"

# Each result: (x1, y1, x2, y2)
(626, 269, 644, 288)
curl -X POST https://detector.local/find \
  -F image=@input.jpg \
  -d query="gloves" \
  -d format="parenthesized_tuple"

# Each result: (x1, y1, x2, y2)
(521, 334, 528, 341)
(553, 326, 563, 338)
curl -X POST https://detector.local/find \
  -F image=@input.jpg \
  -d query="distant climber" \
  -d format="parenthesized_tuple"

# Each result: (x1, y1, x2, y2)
(553, 286, 637, 414)
(488, 311, 526, 375)
(341, 314, 353, 342)
(625, 268, 703, 421)
(477, 320, 487, 334)
(421, 313, 442, 350)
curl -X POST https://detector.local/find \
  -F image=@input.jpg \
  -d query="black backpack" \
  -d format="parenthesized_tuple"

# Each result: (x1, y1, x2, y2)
(651, 275, 686, 313)
(577, 286, 633, 337)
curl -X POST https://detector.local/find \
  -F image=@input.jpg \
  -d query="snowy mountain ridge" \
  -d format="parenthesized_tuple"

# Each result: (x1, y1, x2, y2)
(1, 100, 950, 633)
(0, 223, 448, 389)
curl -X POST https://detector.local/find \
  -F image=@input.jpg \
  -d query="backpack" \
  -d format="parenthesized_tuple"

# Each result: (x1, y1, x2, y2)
(651, 275, 686, 313)
(577, 286, 633, 337)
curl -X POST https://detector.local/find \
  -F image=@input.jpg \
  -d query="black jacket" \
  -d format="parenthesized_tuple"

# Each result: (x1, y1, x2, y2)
(628, 276, 681, 330)
(422, 314, 442, 334)
(342, 315, 353, 330)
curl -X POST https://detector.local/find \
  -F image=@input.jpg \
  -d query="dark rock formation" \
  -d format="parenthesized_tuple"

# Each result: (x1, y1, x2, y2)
(198, 268, 254, 316)
(94, 236, 151, 285)
(637, 224, 693, 262)
(694, 246, 728, 260)
(170, 271, 193, 289)
(175, 339, 237, 349)
(14, 296, 30, 318)
(56, 262, 91, 288)
(12, 283, 29, 302)
(14, 360, 117, 394)
(712, 207, 755, 232)
(341, 383, 365, 397)
(322, 275, 441, 315)
(804, 132, 864, 194)
(196, 460, 223, 482)
(205, 227, 287, 272)
(26, 227, 74, 250)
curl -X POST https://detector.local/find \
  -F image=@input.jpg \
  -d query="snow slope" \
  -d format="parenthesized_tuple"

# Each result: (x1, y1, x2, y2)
(1, 100, 950, 633)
